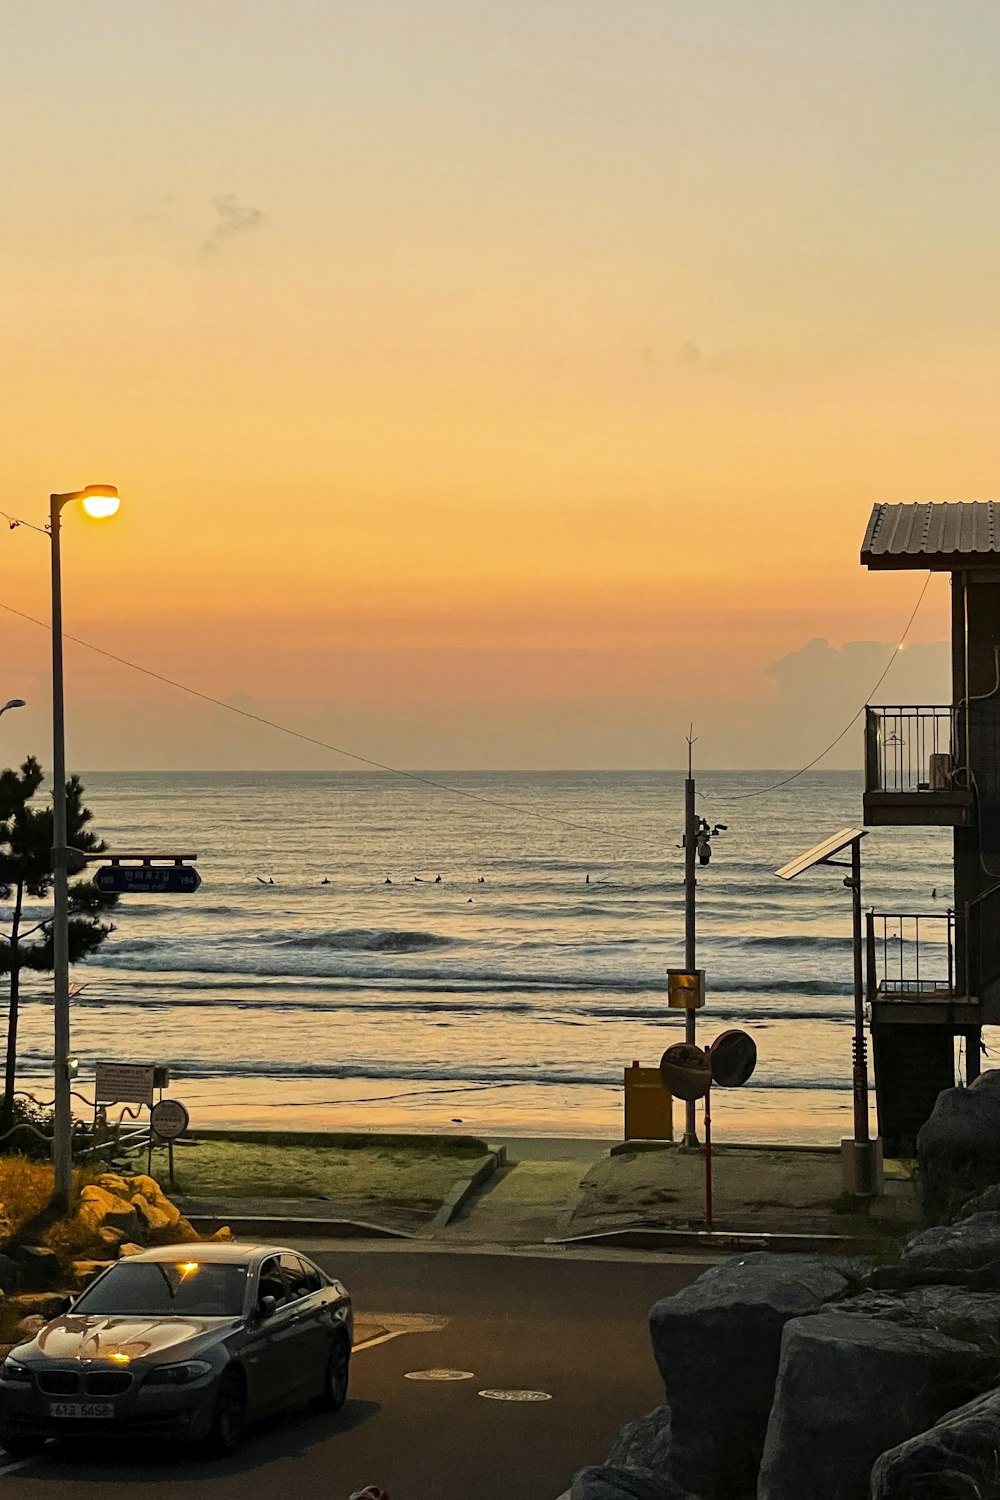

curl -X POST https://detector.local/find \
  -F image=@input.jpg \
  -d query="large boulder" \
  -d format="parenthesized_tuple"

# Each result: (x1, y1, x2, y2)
(0, 1251, 19, 1292)
(875, 1213, 1000, 1291)
(870, 1387, 1000, 1498)
(917, 1069, 1000, 1221)
(9, 1292, 68, 1322)
(570, 1468, 697, 1500)
(10, 1244, 59, 1291)
(757, 1313, 996, 1500)
(606, 1407, 672, 1471)
(131, 1196, 172, 1235)
(77, 1186, 139, 1239)
(69, 1259, 114, 1293)
(648, 1254, 853, 1499)
(834, 1285, 1000, 1353)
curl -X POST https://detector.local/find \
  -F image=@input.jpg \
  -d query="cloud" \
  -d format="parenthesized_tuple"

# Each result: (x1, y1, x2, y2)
(203, 193, 267, 253)
(678, 341, 701, 367)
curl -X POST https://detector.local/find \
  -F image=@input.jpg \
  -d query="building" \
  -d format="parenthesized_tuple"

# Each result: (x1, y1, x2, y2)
(861, 502, 1000, 1154)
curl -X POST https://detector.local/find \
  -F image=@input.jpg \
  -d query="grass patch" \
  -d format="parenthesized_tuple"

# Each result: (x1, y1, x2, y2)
(155, 1136, 491, 1212)
(0, 1157, 54, 1242)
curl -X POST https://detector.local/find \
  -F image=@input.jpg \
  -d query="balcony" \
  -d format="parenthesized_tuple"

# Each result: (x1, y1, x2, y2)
(866, 911, 979, 1025)
(863, 706, 973, 826)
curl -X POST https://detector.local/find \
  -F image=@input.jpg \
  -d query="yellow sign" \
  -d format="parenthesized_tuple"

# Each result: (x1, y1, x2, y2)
(667, 969, 705, 1009)
(623, 1064, 674, 1141)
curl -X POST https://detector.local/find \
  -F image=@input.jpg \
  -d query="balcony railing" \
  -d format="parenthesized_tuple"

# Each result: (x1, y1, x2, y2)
(864, 706, 973, 826)
(865, 706, 955, 794)
(866, 911, 956, 1003)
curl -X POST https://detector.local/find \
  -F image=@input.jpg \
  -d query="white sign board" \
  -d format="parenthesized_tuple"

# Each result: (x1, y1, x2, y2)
(95, 1061, 156, 1107)
(150, 1098, 189, 1140)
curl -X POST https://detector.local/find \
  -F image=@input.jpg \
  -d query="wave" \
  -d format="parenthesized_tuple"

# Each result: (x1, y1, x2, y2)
(259, 928, 454, 953)
(11, 1050, 853, 1092)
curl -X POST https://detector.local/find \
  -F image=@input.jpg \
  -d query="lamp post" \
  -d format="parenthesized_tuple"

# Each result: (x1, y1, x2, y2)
(50, 484, 120, 1208)
(0, 699, 26, 718)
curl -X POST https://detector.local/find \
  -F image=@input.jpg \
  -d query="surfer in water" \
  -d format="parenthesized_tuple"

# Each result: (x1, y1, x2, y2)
(256, 876, 275, 886)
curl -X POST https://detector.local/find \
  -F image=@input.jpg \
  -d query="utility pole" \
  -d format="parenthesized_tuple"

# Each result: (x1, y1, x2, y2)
(683, 732, 699, 1148)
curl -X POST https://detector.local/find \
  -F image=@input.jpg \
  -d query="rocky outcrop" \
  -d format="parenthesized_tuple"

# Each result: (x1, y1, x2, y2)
(834, 1285, 1000, 1353)
(758, 1313, 996, 1500)
(570, 1467, 697, 1500)
(606, 1407, 671, 1471)
(10, 1244, 59, 1290)
(917, 1069, 1000, 1221)
(870, 1387, 1000, 1498)
(648, 1254, 852, 1499)
(875, 1213, 1000, 1291)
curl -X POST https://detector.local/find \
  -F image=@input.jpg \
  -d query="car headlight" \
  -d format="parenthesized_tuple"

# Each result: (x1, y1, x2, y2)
(1, 1358, 31, 1383)
(143, 1360, 213, 1386)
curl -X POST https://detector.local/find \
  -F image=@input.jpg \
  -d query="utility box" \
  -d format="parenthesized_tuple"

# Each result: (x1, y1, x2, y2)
(623, 1062, 674, 1141)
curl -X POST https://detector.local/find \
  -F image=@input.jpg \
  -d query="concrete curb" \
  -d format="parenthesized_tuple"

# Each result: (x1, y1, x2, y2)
(185, 1214, 418, 1241)
(424, 1147, 507, 1235)
(547, 1225, 882, 1254)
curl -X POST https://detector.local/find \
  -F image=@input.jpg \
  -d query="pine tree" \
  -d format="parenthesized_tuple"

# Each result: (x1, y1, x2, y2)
(0, 758, 118, 1135)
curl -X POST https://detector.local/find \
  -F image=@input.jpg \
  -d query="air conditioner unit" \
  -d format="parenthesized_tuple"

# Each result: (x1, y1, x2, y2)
(929, 752, 954, 790)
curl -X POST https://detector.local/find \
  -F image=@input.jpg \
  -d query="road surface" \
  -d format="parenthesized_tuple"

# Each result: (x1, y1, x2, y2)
(0, 1245, 709, 1500)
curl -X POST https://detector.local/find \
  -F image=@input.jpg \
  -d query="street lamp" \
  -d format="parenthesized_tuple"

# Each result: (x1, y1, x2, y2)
(50, 483, 120, 1208)
(0, 699, 26, 717)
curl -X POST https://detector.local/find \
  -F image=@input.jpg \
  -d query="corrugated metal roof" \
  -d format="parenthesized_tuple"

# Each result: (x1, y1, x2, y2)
(861, 502, 1000, 570)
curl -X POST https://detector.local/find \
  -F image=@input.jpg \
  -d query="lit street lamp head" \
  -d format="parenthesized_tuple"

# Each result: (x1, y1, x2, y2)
(80, 484, 120, 520)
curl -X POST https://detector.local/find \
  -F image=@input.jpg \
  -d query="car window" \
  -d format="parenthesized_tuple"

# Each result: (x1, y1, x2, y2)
(279, 1253, 318, 1301)
(297, 1256, 323, 1294)
(257, 1257, 287, 1307)
(73, 1260, 249, 1318)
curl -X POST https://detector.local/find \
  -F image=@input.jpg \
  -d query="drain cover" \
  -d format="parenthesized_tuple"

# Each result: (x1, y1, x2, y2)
(404, 1369, 476, 1382)
(478, 1388, 552, 1402)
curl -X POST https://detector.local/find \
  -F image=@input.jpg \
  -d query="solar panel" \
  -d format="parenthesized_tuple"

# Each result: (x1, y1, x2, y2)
(774, 827, 867, 881)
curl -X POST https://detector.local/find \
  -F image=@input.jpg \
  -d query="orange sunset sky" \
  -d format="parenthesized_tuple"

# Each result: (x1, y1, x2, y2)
(3, 1, 997, 770)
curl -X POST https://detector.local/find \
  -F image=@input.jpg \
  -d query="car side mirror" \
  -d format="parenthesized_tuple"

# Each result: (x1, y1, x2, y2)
(258, 1295, 277, 1320)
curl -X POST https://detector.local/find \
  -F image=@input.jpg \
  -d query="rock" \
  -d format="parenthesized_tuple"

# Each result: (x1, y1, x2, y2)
(70, 1259, 114, 1292)
(570, 1467, 697, 1500)
(131, 1197, 171, 1235)
(757, 1312, 996, 1500)
(11, 1245, 59, 1290)
(13, 1315, 46, 1340)
(173, 1217, 200, 1243)
(77, 1186, 139, 1238)
(875, 1213, 1000, 1291)
(95, 1173, 131, 1195)
(96, 1226, 126, 1251)
(210, 1226, 234, 1243)
(834, 1285, 1000, 1353)
(606, 1407, 672, 1471)
(956, 1182, 1000, 1220)
(9, 1292, 68, 1320)
(870, 1386, 1000, 1498)
(917, 1069, 1000, 1220)
(118, 1242, 144, 1258)
(0, 1251, 19, 1292)
(648, 1253, 852, 1499)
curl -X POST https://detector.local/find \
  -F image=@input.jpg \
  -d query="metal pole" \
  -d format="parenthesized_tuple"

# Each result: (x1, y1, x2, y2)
(683, 751, 699, 1147)
(850, 838, 870, 1148)
(703, 1069, 713, 1231)
(49, 494, 72, 1211)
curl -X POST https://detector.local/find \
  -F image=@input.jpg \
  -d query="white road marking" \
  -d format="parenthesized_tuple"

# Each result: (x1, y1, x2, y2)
(0, 1456, 42, 1475)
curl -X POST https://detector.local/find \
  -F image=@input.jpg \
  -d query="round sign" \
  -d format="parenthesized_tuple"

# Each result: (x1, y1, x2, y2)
(659, 1043, 712, 1102)
(150, 1098, 189, 1141)
(709, 1030, 758, 1088)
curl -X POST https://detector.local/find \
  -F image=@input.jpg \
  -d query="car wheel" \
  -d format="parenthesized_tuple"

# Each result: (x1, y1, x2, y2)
(315, 1336, 351, 1413)
(205, 1370, 246, 1457)
(0, 1433, 48, 1459)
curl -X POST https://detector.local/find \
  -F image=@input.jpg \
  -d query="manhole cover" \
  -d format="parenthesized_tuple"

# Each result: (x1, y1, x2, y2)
(478, 1388, 553, 1402)
(404, 1369, 476, 1382)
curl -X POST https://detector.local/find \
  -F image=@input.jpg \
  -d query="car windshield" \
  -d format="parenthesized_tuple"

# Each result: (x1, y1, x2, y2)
(72, 1260, 249, 1318)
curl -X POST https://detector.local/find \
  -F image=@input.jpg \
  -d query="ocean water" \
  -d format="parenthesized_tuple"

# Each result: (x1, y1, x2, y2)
(9, 771, 966, 1141)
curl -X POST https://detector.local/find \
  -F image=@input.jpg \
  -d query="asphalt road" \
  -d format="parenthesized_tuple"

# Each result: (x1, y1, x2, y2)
(0, 1246, 708, 1500)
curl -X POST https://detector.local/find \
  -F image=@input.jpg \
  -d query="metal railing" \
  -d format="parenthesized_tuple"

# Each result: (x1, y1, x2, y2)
(866, 911, 956, 1000)
(865, 706, 956, 795)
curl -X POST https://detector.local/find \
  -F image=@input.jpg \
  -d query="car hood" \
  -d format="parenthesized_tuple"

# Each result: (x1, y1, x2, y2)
(24, 1315, 231, 1364)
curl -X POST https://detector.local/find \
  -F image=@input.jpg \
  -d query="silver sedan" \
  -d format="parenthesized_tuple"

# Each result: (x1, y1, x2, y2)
(0, 1242, 353, 1458)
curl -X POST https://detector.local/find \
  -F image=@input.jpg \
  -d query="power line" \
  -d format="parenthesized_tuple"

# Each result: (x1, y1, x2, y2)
(0, 598, 621, 843)
(712, 572, 933, 804)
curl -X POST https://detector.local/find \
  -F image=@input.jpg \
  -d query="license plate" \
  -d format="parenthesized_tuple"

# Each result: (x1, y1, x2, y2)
(48, 1402, 114, 1419)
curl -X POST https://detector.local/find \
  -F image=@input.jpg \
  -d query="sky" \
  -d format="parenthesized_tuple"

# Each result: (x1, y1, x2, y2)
(2, 0, 997, 770)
